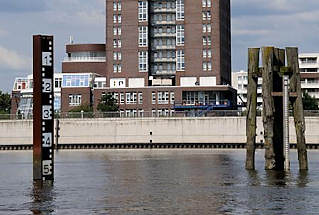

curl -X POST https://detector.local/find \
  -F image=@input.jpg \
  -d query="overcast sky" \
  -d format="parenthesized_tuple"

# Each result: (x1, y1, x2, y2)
(0, 0, 318, 92)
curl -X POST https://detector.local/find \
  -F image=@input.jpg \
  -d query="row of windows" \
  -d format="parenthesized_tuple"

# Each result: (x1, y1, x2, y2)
(152, 1, 176, 10)
(63, 75, 90, 87)
(152, 26, 176, 34)
(152, 63, 176, 72)
(69, 94, 82, 106)
(153, 51, 176, 59)
(152, 14, 176, 22)
(111, 92, 143, 104)
(153, 38, 176, 47)
(152, 92, 175, 104)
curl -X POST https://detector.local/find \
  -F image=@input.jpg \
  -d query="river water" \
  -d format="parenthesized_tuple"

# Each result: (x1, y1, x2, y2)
(1, 149, 319, 215)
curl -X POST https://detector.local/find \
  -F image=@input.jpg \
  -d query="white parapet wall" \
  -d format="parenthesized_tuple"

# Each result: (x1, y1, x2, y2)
(0, 117, 319, 145)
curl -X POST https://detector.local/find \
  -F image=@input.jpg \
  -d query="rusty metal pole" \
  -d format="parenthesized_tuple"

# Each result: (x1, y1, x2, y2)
(33, 35, 55, 182)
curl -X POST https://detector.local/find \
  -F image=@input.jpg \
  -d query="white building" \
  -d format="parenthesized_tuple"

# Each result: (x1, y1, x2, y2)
(299, 53, 319, 101)
(12, 73, 62, 118)
(231, 70, 263, 110)
(232, 53, 319, 109)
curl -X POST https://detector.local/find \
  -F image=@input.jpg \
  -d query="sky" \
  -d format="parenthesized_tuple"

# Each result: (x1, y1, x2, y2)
(0, 0, 319, 93)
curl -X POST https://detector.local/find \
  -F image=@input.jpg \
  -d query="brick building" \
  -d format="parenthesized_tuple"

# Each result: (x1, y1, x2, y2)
(61, 0, 235, 116)
(12, 0, 236, 117)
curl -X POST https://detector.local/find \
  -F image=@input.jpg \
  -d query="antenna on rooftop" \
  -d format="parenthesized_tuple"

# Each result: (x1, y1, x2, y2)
(69, 36, 74, 44)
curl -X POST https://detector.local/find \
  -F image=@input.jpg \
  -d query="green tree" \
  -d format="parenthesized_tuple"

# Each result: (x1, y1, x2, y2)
(69, 103, 93, 112)
(97, 94, 118, 112)
(0, 91, 11, 114)
(303, 92, 319, 110)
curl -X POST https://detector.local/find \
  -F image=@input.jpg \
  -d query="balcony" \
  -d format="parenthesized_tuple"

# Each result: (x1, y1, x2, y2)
(152, 70, 176, 75)
(63, 56, 106, 62)
(152, 57, 176, 63)
(152, 20, 175, 25)
(152, 32, 176, 38)
(301, 82, 319, 89)
(151, 8, 176, 13)
(152, 45, 176, 50)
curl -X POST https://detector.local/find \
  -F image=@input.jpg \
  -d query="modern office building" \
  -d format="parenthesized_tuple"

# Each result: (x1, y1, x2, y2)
(12, 0, 236, 117)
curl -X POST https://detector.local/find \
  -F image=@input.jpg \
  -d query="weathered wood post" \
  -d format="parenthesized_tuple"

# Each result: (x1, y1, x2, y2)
(262, 47, 277, 170)
(246, 48, 260, 170)
(286, 47, 308, 170)
(272, 48, 285, 170)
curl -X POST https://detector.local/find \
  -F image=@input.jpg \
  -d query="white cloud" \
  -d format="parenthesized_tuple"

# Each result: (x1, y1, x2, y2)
(0, 46, 31, 70)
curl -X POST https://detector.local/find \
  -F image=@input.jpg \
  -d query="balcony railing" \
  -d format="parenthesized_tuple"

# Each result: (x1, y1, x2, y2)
(152, 20, 176, 25)
(152, 32, 176, 38)
(63, 56, 106, 62)
(151, 8, 176, 13)
(152, 57, 176, 63)
(152, 45, 176, 50)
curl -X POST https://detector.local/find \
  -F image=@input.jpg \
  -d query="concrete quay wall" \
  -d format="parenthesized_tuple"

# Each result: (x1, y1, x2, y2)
(0, 117, 318, 145)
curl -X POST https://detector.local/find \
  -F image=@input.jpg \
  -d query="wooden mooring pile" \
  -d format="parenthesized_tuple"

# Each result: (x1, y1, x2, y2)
(246, 47, 308, 171)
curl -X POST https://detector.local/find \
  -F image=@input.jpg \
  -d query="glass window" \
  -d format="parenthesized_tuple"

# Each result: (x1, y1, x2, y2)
(113, 64, 117, 73)
(113, 2, 117, 11)
(113, 27, 117, 36)
(203, 62, 207, 71)
(118, 52, 122, 60)
(207, 24, 211, 33)
(208, 50, 212, 58)
(68, 94, 82, 106)
(138, 1, 148, 22)
(207, 11, 211, 20)
(113, 15, 117, 23)
(113, 52, 117, 60)
(203, 24, 207, 33)
(118, 2, 121, 11)
(203, 50, 207, 58)
(118, 15, 122, 23)
(138, 92, 143, 104)
(138, 51, 148, 72)
(176, 25, 184, 46)
(62, 74, 89, 87)
(170, 92, 175, 104)
(120, 93, 124, 104)
(207, 62, 212, 71)
(176, 50, 185, 71)
(118, 27, 122, 35)
(138, 26, 148, 47)
(152, 92, 156, 104)
(176, 0, 184, 21)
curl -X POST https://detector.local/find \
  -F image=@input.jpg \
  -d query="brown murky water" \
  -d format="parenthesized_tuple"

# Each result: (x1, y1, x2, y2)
(1, 149, 319, 214)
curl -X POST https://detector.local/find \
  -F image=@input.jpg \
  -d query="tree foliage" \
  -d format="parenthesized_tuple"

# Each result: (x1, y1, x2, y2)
(69, 103, 93, 112)
(0, 91, 11, 114)
(97, 94, 119, 112)
(303, 92, 319, 110)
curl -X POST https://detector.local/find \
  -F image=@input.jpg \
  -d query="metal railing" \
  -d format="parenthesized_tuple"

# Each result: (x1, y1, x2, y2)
(1, 110, 319, 120)
(63, 56, 106, 62)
